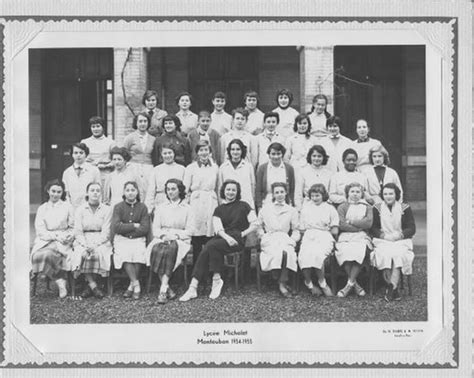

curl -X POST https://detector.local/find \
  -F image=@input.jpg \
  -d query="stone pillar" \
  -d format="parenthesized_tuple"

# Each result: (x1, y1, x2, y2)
(113, 48, 148, 143)
(298, 46, 334, 114)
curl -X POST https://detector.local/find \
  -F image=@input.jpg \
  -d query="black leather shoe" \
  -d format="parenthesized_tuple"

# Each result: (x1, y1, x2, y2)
(80, 286, 93, 299)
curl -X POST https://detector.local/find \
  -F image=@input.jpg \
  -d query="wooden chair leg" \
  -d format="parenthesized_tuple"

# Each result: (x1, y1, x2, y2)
(234, 254, 240, 290)
(330, 256, 338, 293)
(107, 273, 113, 296)
(400, 274, 404, 291)
(369, 266, 375, 296)
(183, 263, 188, 286)
(147, 267, 153, 294)
(68, 272, 75, 297)
(292, 269, 298, 293)
(407, 275, 412, 296)
(255, 253, 262, 291)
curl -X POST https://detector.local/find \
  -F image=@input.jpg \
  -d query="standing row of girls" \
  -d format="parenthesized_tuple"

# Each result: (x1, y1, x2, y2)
(31, 88, 415, 303)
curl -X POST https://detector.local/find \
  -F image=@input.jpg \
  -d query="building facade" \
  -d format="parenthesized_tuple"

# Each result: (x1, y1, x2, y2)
(29, 45, 426, 205)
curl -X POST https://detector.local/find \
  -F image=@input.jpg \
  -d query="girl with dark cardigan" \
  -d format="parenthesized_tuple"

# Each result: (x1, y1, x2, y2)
(370, 183, 416, 302)
(255, 142, 295, 211)
(179, 179, 257, 302)
(111, 181, 150, 300)
(151, 114, 192, 167)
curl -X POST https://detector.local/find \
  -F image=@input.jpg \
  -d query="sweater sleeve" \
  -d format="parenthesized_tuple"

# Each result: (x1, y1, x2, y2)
(111, 203, 136, 235)
(401, 205, 416, 239)
(370, 206, 383, 238)
(337, 203, 361, 232)
(151, 139, 160, 167)
(132, 204, 150, 237)
(287, 164, 295, 206)
(255, 165, 265, 210)
(184, 138, 192, 167)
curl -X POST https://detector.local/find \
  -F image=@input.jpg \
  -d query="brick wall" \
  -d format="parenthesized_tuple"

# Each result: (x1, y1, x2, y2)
(258, 47, 300, 112)
(402, 46, 426, 201)
(29, 49, 43, 204)
(113, 48, 148, 144)
(299, 46, 334, 114)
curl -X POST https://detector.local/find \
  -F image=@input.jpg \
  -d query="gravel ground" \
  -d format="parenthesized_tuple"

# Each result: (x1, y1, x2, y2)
(31, 256, 427, 324)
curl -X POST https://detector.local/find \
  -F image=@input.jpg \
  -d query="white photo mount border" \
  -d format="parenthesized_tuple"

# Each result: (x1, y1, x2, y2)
(0, 13, 469, 371)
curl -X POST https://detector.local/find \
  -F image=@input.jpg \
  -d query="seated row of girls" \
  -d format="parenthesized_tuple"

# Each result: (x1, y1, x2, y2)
(31, 175, 414, 302)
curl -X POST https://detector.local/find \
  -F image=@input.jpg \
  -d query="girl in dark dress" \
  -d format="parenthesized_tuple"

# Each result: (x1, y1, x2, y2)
(179, 179, 257, 301)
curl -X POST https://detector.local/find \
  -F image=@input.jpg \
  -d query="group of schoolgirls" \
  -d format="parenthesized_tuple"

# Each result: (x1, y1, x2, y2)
(31, 88, 415, 304)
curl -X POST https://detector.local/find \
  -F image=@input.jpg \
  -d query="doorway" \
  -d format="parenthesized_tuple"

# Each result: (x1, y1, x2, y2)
(42, 49, 113, 186)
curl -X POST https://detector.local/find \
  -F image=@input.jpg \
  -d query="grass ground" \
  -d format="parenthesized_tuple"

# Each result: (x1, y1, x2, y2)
(30, 256, 427, 324)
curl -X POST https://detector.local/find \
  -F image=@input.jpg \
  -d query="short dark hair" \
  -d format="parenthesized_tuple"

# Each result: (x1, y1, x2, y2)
(219, 179, 242, 201)
(344, 182, 365, 199)
(306, 145, 329, 165)
(110, 146, 131, 162)
(342, 148, 358, 162)
(165, 178, 186, 201)
(175, 91, 193, 106)
(266, 142, 286, 156)
(85, 181, 102, 201)
(71, 142, 90, 157)
(226, 138, 247, 160)
(88, 116, 105, 128)
(243, 90, 259, 105)
(263, 111, 280, 124)
(369, 145, 391, 166)
(232, 107, 249, 120)
(326, 115, 342, 129)
(293, 114, 312, 137)
(271, 182, 289, 204)
(132, 111, 151, 130)
(212, 91, 227, 100)
(162, 114, 182, 132)
(122, 181, 141, 202)
(198, 110, 211, 120)
(161, 143, 177, 157)
(44, 179, 66, 201)
(382, 183, 401, 201)
(307, 183, 329, 202)
(194, 140, 212, 155)
(275, 88, 294, 106)
(142, 89, 159, 105)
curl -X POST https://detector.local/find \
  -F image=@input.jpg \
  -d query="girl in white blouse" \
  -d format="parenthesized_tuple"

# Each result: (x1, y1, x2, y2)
(73, 182, 112, 299)
(294, 145, 333, 211)
(183, 140, 219, 264)
(307, 94, 331, 141)
(257, 182, 300, 297)
(31, 180, 76, 298)
(122, 112, 156, 200)
(284, 114, 318, 171)
(145, 144, 186, 215)
(272, 88, 299, 141)
(145, 179, 193, 304)
(364, 145, 403, 204)
(298, 184, 339, 297)
(351, 119, 382, 174)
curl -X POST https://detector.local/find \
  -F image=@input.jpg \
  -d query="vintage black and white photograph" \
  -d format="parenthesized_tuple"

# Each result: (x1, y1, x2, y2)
(28, 44, 428, 324)
(1, 0, 471, 372)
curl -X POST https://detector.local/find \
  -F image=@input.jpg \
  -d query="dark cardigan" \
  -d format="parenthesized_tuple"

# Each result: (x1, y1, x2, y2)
(255, 162, 295, 210)
(370, 202, 416, 239)
(151, 131, 192, 167)
(187, 128, 221, 165)
(111, 200, 150, 241)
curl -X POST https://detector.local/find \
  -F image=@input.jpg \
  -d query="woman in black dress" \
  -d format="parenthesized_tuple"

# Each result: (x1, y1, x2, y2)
(179, 179, 257, 301)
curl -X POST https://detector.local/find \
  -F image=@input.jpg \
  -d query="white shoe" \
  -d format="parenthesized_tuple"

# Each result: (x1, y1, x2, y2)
(337, 283, 353, 298)
(353, 282, 366, 297)
(56, 279, 67, 299)
(179, 288, 197, 302)
(209, 278, 224, 299)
